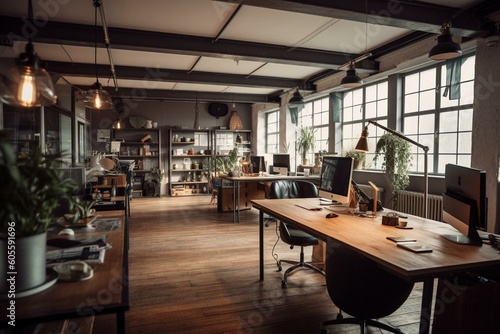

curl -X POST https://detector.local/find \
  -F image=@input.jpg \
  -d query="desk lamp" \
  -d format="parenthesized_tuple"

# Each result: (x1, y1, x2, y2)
(355, 120, 429, 219)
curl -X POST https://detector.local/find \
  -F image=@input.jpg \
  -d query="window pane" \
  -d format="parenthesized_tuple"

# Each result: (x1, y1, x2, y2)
(439, 133, 457, 153)
(365, 102, 376, 119)
(419, 114, 435, 133)
(459, 109, 473, 131)
(458, 132, 471, 153)
(420, 68, 436, 90)
(440, 111, 458, 132)
(404, 94, 418, 113)
(440, 87, 459, 108)
(419, 90, 435, 111)
(460, 81, 474, 105)
(461, 56, 475, 81)
(366, 85, 377, 102)
(377, 99, 388, 117)
(404, 116, 418, 134)
(405, 73, 419, 94)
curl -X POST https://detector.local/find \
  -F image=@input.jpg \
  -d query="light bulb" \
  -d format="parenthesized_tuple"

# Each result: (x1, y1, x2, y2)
(94, 91, 102, 109)
(17, 72, 36, 106)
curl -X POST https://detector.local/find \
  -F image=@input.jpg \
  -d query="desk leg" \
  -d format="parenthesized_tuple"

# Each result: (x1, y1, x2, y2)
(419, 277, 434, 334)
(237, 181, 240, 223)
(259, 210, 264, 281)
(117, 311, 126, 334)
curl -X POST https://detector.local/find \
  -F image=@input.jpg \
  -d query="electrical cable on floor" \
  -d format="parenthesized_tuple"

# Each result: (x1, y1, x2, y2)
(270, 219, 281, 269)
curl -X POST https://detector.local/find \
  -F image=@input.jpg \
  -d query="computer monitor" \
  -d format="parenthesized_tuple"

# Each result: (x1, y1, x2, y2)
(318, 156, 354, 205)
(272, 154, 290, 170)
(250, 156, 266, 173)
(58, 166, 86, 195)
(441, 164, 487, 246)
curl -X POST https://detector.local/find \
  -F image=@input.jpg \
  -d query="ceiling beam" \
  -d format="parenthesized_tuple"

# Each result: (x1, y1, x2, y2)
(92, 87, 271, 104)
(0, 16, 377, 71)
(219, 0, 496, 37)
(47, 61, 308, 90)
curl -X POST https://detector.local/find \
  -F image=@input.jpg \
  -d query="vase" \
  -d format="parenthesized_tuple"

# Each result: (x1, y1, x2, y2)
(0, 232, 47, 294)
(229, 111, 243, 130)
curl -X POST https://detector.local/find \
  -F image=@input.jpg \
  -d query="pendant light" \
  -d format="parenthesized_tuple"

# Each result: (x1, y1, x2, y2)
(0, 0, 56, 107)
(288, 88, 304, 108)
(340, 61, 363, 88)
(428, 22, 462, 60)
(83, 0, 113, 109)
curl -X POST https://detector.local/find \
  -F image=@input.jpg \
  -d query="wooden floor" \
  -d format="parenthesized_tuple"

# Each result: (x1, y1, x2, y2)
(92, 196, 426, 334)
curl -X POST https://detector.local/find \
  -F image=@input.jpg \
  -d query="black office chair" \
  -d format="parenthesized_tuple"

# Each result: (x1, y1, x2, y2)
(322, 242, 414, 334)
(269, 180, 325, 288)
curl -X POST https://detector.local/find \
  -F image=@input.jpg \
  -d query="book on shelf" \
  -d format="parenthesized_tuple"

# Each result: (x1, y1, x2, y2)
(141, 134, 152, 143)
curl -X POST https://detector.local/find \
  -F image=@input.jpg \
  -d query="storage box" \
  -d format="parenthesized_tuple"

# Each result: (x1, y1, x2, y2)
(173, 149, 183, 155)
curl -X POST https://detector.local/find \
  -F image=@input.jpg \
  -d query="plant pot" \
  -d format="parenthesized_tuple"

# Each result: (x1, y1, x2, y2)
(1, 232, 47, 294)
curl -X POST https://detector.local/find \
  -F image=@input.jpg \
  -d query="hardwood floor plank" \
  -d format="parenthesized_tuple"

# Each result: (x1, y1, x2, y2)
(92, 196, 425, 334)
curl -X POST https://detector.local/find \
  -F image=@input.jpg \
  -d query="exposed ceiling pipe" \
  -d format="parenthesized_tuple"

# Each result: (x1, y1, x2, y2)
(95, 0, 118, 91)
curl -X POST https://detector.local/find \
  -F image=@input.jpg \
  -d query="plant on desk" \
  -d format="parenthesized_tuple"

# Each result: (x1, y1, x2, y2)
(344, 149, 365, 170)
(204, 147, 239, 176)
(0, 136, 77, 294)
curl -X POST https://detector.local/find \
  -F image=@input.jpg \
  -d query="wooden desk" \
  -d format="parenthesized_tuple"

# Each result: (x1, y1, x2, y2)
(0, 210, 129, 333)
(221, 174, 320, 223)
(251, 198, 500, 334)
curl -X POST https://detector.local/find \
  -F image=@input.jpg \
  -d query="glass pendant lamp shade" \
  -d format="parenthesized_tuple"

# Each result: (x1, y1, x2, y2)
(341, 62, 363, 88)
(0, 42, 56, 107)
(429, 22, 462, 60)
(83, 81, 113, 109)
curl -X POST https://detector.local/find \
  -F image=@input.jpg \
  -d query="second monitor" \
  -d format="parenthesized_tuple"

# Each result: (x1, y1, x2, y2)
(272, 154, 290, 175)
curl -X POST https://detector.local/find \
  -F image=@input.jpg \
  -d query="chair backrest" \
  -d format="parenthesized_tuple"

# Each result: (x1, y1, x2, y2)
(269, 180, 318, 199)
(325, 243, 414, 320)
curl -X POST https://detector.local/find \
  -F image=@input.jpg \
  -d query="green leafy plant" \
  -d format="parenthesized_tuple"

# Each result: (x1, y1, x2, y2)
(73, 198, 98, 219)
(0, 137, 77, 236)
(204, 147, 239, 175)
(297, 126, 316, 164)
(373, 133, 412, 207)
(344, 149, 366, 169)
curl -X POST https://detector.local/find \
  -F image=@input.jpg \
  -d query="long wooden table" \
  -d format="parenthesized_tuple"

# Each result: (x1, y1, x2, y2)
(251, 198, 500, 334)
(0, 210, 129, 333)
(221, 174, 320, 223)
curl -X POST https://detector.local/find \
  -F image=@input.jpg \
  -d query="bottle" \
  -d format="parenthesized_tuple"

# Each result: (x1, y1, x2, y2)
(111, 178, 117, 197)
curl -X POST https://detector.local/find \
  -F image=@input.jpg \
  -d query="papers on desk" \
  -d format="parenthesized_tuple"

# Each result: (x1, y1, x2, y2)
(46, 236, 111, 266)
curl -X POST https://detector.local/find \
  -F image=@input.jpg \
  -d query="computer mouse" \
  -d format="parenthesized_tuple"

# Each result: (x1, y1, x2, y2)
(58, 228, 75, 236)
(326, 213, 338, 218)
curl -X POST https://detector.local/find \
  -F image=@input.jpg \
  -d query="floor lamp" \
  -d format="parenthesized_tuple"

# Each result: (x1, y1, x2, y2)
(355, 120, 429, 219)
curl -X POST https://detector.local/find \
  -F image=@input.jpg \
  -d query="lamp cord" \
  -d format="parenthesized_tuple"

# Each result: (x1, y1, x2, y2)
(94, 2, 99, 83)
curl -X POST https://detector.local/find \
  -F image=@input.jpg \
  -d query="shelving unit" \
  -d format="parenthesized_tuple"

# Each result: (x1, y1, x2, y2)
(213, 129, 252, 173)
(112, 128, 161, 197)
(168, 129, 211, 196)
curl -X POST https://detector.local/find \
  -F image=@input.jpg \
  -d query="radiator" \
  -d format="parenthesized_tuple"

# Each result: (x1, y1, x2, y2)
(396, 190, 443, 221)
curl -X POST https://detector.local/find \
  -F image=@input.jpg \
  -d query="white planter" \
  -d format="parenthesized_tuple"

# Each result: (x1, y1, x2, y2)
(1, 232, 47, 294)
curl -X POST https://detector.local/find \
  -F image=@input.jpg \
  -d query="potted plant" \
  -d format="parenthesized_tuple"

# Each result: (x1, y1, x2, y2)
(344, 149, 366, 170)
(297, 126, 316, 165)
(0, 137, 76, 294)
(373, 132, 412, 209)
(203, 147, 239, 176)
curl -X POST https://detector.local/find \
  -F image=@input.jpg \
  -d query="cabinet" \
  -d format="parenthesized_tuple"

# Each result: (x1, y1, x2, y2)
(112, 128, 161, 197)
(168, 129, 211, 196)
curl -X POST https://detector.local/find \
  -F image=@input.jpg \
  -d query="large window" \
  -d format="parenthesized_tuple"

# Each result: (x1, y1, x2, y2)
(265, 110, 279, 153)
(403, 55, 475, 173)
(298, 96, 329, 162)
(342, 81, 388, 168)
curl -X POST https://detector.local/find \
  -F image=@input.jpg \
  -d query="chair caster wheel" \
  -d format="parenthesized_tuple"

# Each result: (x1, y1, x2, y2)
(281, 281, 287, 289)
(277, 266, 282, 272)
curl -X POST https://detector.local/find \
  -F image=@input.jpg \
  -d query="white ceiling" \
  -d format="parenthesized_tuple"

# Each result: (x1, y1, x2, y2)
(0, 0, 496, 103)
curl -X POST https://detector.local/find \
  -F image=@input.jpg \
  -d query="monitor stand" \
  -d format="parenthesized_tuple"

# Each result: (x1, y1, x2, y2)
(441, 234, 483, 246)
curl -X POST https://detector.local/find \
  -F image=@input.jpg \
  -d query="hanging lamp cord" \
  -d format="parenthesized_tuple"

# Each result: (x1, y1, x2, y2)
(93, 1, 99, 83)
